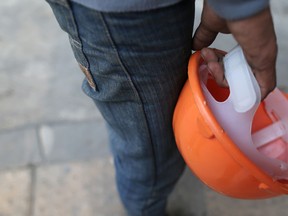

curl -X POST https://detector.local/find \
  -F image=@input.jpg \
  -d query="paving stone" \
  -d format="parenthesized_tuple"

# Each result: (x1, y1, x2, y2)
(270, 0, 288, 90)
(168, 168, 207, 216)
(0, 128, 41, 170)
(33, 158, 125, 216)
(38, 121, 110, 163)
(205, 188, 288, 216)
(33, 160, 207, 216)
(0, 169, 31, 216)
(0, 0, 101, 131)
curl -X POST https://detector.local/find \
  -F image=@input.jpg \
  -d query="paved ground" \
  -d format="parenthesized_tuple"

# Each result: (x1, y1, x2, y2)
(1, 0, 288, 216)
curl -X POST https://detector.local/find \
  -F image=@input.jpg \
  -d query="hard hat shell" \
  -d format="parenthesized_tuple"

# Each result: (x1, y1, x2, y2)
(173, 51, 288, 199)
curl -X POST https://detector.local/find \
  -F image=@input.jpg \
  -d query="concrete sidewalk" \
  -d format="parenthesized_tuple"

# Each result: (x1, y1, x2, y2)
(1, 0, 288, 215)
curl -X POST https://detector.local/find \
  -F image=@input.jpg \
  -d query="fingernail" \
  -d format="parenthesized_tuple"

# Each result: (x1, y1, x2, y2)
(201, 48, 207, 58)
(207, 64, 214, 78)
(207, 62, 213, 72)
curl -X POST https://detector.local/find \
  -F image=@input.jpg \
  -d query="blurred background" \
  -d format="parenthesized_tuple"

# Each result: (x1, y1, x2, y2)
(0, 0, 288, 215)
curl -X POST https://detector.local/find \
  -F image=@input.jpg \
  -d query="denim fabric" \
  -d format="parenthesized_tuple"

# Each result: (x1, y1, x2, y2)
(71, 0, 183, 12)
(46, 0, 194, 215)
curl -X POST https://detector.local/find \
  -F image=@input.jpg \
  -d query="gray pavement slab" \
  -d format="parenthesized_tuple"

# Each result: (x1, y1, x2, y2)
(0, 128, 41, 170)
(0, 169, 31, 216)
(32, 159, 205, 216)
(204, 189, 288, 216)
(264, 0, 288, 90)
(33, 158, 125, 216)
(0, 0, 101, 131)
(167, 168, 206, 216)
(38, 120, 110, 163)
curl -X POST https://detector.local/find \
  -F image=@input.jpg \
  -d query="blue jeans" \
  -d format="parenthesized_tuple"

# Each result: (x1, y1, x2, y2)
(46, 0, 195, 215)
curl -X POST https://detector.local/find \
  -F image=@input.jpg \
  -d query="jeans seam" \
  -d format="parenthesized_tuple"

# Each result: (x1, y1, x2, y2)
(46, 0, 70, 8)
(69, 37, 82, 48)
(67, 1, 98, 91)
(98, 12, 158, 215)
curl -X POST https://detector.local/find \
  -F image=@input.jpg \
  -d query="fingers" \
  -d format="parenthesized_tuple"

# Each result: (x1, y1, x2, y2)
(201, 48, 228, 88)
(201, 47, 276, 100)
(201, 46, 277, 100)
(192, 24, 218, 50)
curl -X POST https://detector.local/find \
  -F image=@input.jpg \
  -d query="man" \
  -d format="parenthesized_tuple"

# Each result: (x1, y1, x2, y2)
(45, 0, 277, 215)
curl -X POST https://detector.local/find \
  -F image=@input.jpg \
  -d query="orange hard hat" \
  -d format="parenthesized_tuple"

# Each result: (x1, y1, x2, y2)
(173, 50, 288, 199)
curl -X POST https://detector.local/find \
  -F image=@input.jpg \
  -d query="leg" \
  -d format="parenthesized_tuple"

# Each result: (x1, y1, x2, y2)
(46, 0, 194, 215)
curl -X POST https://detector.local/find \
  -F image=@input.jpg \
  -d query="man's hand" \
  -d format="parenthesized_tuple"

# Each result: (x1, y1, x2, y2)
(192, 0, 277, 100)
